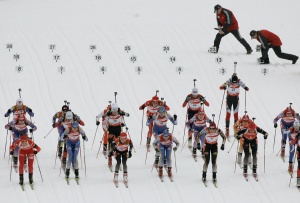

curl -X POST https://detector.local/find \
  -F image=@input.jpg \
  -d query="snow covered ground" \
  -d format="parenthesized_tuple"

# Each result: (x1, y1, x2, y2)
(0, 0, 300, 202)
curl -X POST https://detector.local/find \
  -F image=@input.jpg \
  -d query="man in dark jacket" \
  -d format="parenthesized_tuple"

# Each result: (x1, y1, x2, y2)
(250, 30, 298, 64)
(209, 4, 252, 54)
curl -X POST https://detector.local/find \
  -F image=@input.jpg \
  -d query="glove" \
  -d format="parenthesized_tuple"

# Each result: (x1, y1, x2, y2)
(63, 134, 67, 139)
(173, 146, 177, 151)
(28, 108, 32, 113)
(155, 148, 160, 153)
(96, 121, 100, 126)
(264, 133, 268, 139)
(9, 126, 13, 131)
(29, 129, 33, 133)
(5, 109, 12, 117)
(34, 149, 38, 154)
(274, 123, 277, 128)
(120, 111, 125, 116)
(74, 115, 80, 121)
(10, 150, 14, 155)
(128, 151, 132, 158)
(139, 104, 145, 110)
(121, 123, 125, 127)
(125, 113, 130, 117)
(220, 144, 225, 150)
(235, 135, 241, 140)
(52, 123, 56, 128)
(244, 86, 249, 91)
(220, 85, 226, 90)
(148, 115, 152, 120)
(82, 135, 88, 141)
(173, 114, 177, 121)
(108, 151, 113, 157)
(107, 111, 112, 116)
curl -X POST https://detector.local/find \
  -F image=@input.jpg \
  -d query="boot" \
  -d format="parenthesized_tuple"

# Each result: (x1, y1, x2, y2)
(225, 128, 229, 137)
(212, 172, 217, 182)
(243, 165, 248, 177)
(75, 169, 79, 179)
(288, 163, 293, 174)
(108, 156, 112, 167)
(237, 153, 242, 165)
(103, 144, 107, 156)
(188, 137, 192, 149)
(292, 56, 298, 64)
(123, 172, 128, 182)
(246, 48, 253, 55)
(252, 165, 257, 177)
(158, 167, 163, 177)
(19, 174, 24, 185)
(65, 168, 70, 179)
(192, 148, 196, 157)
(29, 173, 33, 184)
(202, 172, 206, 182)
(114, 173, 118, 181)
(167, 167, 172, 177)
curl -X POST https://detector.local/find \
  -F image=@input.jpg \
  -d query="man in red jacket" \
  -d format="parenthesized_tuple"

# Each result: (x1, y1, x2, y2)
(210, 4, 252, 54)
(250, 30, 298, 64)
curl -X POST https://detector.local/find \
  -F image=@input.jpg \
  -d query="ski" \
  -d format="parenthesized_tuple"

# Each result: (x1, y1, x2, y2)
(103, 152, 107, 159)
(168, 175, 174, 182)
(20, 183, 25, 191)
(202, 180, 208, 187)
(66, 177, 70, 185)
(243, 174, 249, 181)
(192, 155, 197, 162)
(75, 178, 79, 185)
(253, 174, 258, 182)
(13, 166, 18, 173)
(159, 176, 163, 182)
(213, 180, 218, 188)
(123, 181, 128, 188)
(188, 147, 193, 153)
(281, 156, 285, 163)
(29, 183, 34, 190)
(114, 180, 118, 188)
(108, 165, 113, 172)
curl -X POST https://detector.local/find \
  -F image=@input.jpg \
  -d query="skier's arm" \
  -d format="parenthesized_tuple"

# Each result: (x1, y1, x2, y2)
(221, 9, 233, 32)
(26, 106, 34, 117)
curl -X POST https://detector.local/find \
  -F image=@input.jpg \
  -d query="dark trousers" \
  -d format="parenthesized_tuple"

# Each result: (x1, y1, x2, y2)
(214, 29, 251, 51)
(261, 46, 298, 61)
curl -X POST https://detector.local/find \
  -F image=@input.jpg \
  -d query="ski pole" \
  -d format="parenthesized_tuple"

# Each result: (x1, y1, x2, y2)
(183, 110, 188, 143)
(140, 109, 144, 145)
(18, 88, 22, 98)
(54, 141, 59, 169)
(264, 139, 266, 173)
(126, 127, 136, 153)
(180, 138, 189, 153)
(273, 128, 277, 153)
(96, 132, 105, 158)
(145, 149, 149, 165)
(80, 145, 83, 170)
(234, 140, 240, 173)
(217, 90, 226, 128)
(114, 92, 117, 103)
(8, 131, 12, 165)
(289, 149, 297, 187)
(44, 128, 54, 138)
(91, 125, 99, 150)
(227, 137, 236, 153)
(4, 115, 10, 158)
(83, 140, 87, 177)
(35, 154, 44, 182)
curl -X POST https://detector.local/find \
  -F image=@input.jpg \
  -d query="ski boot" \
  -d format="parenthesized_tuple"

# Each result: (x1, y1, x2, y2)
(192, 148, 197, 158)
(75, 169, 79, 182)
(246, 49, 253, 55)
(212, 172, 217, 183)
(29, 173, 33, 184)
(158, 167, 163, 178)
(237, 153, 242, 165)
(202, 172, 206, 182)
(103, 144, 107, 156)
(65, 169, 70, 179)
(243, 165, 248, 178)
(123, 172, 128, 182)
(188, 137, 192, 149)
(288, 162, 293, 174)
(167, 167, 172, 177)
(252, 165, 257, 177)
(19, 174, 24, 185)
(113, 173, 118, 182)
